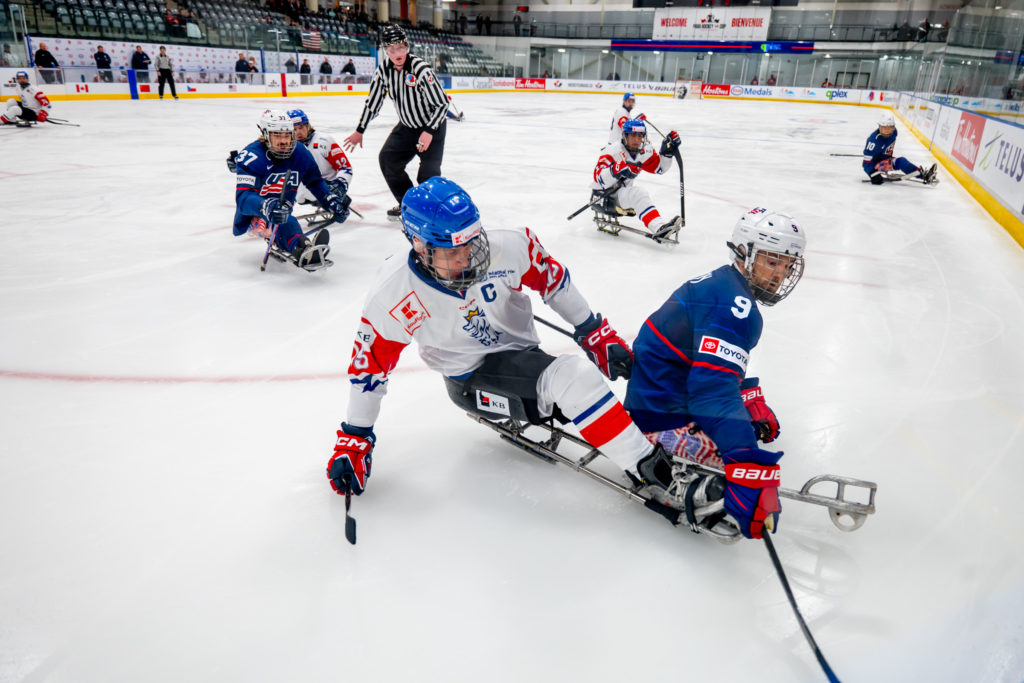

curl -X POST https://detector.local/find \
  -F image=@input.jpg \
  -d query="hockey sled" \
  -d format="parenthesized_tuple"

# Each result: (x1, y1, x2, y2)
(266, 228, 334, 271)
(295, 207, 337, 231)
(591, 200, 680, 245)
(863, 170, 939, 186)
(466, 412, 877, 540)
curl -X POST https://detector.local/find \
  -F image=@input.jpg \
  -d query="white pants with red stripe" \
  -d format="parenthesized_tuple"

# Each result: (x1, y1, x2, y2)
(612, 184, 669, 233)
(537, 355, 653, 471)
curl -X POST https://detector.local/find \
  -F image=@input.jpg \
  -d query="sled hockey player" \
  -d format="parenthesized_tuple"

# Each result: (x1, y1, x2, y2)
(591, 119, 683, 243)
(232, 109, 351, 271)
(863, 112, 937, 185)
(287, 108, 353, 208)
(326, 176, 726, 531)
(1, 71, 52, 126)
(607, 92, 642, 146)
(623, 207, 807, 539)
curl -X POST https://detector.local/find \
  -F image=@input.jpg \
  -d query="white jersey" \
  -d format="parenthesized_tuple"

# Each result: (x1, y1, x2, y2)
(592, 139, 673, 191)
(295, 129, 353, 204)
(345, 227, 593, 428)
(16, 83, 51, 113)
(607, 106, 633, 145)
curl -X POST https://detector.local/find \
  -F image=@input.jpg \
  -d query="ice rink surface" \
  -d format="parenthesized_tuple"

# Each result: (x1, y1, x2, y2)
(2, 92, 1024, 682)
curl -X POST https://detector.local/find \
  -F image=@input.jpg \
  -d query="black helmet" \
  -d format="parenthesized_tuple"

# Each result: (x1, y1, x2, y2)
(381, 24, 407, 47)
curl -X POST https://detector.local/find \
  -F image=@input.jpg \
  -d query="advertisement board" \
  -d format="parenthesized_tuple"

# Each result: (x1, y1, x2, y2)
(652, 8, 771, 41)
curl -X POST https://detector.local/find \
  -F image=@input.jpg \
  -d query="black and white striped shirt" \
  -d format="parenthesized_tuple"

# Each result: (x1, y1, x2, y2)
(355, 55, 449, 135)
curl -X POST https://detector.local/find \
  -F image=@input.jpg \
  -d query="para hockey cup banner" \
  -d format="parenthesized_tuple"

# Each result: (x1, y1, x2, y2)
(653, 8, 771, 41)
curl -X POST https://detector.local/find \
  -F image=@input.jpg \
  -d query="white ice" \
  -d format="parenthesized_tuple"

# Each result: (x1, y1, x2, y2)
(1, 93, 1023, 683)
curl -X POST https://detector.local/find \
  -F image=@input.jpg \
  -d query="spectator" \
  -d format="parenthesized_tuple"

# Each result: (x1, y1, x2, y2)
(820, 78, 833, 87)
(766, 74, 776, 85)
(917, 17, 931, 42)
(285, 57, 297, 73)
(248, 57, 260, 84)
(1, 43, 23, 67)
(513, 13, 522, 37)
(939, 20, 950, 41)
(33, 42, 61, 84)
(897, 20, 912, 40)
(235, 53, 249, 83)
(319, 57, 332, 84)
(459, 12, 468, 35)
(541, 70, 551, 78)
(484, 14, 492, 35)
(530, 19, 537, 37)
(130, 45, 151, 84)
(300, 58, 312, 85)
(155, 46, 178, 100)
(750, 76, 759, 85)
(94, 45, 113, 82)
(342, 58, 356, 75)
(476, 13, 484, 35)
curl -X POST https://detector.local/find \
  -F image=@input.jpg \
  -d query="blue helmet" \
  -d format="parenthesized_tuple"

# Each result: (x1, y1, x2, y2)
(402, 177, 490, 291)
(287, 109, 308, 125)
(623, 92, 634, 102)
(622, 118, 646, 136)
(15, 70, 29, 85)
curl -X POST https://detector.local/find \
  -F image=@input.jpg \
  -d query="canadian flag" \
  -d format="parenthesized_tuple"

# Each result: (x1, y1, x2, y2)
(75, 84, 89, 93)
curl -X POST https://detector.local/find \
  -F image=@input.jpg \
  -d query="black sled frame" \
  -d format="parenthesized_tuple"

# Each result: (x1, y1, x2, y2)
(467, 413, 877, 539)
(592, 200, 680, 245)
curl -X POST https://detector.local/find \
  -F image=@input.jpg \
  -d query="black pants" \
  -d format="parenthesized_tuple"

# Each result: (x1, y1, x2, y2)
(14, 103, 38, 122)
(378, 121, 447, 204)
(158, 69, 177, 97)
(443, 347, 559, 425)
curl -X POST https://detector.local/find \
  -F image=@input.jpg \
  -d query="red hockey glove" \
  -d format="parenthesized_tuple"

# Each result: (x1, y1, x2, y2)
(36, 110, 48, 123)
(740, 377, 780, 443)
(327, 423, 375, 495)
(573, 313, 634, 380)
(636, 113, 647, 121)
(722, 447, 782, 539)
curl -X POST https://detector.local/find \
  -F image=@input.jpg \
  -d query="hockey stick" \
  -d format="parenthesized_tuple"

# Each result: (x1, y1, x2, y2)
(763, 533, 840, 683)
(567, 185, 618, 221)
(635, 118, 685, 226)
(260, 174, 293, 272)
(343, 478, 357, 545)
(45, 117, 81, 127)
(829, 153, 862, 157)
(534, 314, 574, 339)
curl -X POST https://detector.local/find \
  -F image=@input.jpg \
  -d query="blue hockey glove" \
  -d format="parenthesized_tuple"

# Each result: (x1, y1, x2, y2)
(573, 313, 633, 380)
(613, 164, 638, 182)
(326, 193, 351, 224)
(328, 423, 375, 495)
(226, 150, 238, 173)
(260, 197, 292, 225)
(721, 447, 782, 539)
(659, 131, 681, 156)
(327, 177, 349, 198)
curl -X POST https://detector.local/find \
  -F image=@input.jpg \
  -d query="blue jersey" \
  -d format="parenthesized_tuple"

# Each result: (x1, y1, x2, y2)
(233, 140, 331, 235)
(624, 264, 762, 453)
(862, 129, 897, 168)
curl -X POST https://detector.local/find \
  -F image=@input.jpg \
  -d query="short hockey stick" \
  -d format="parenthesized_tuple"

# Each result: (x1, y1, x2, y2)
(763, 533, 840, 682)
(343, 478, 357, 545)
(829, 153, 862, 157)
(567, 184, 618, 221)
(45, 117, 81, 127)
(260, 175, 293, 272)
(534, 314, 574, 339)
(636, 118, 685, 226)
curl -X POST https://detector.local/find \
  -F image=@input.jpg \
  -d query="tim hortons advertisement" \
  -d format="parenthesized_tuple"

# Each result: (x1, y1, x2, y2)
(515, 78, 545, 90)
(702, 83, 731, 97)
(951, 111, 986, 171)
(653, 8, 771, 41)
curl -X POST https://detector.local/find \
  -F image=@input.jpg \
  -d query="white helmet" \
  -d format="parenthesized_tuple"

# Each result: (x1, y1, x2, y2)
(727, 208, 806, 306)
(257, 109, 297, 160)
(878, 111, 895, 128)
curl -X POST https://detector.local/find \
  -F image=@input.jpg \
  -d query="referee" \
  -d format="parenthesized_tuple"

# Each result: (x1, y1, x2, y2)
(343, 24, 450, 221)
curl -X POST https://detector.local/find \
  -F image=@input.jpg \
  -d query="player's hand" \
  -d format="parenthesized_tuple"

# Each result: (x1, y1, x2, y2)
(342, 131, 363, 152)
(741, 377, 780, 442)
(326, 192, 351, 224)
(36, 110, 48, 123)
(573, 313, 634, 380)
(416, 131, 433, 153)
(636, 113, 647, 121)
(613, 164, 638, 182)
(327, 177, 349, 199)
(721, 447, 782, 539)
(260, 197, 291, 225)
(660, 131, 681, 156)
(327, 423, 375, 495)
(226, 150, 238, 173)
(870, 172, 885, 185)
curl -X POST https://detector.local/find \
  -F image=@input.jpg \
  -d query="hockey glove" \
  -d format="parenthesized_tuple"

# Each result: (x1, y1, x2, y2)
(326, 192, 351, 224)
(226, 150, 238, 173)
(635, 113, 647, 122)
(870, 172, 885, 185)
(613, 164, 638, 183)
(573, 313, 634, 380)
(328, 423, 375, 496)
(36, 110, 48, 123)
(721, 447, 782, 539)
(659, 130, 681, 156)
(326, 177, 349, 198)
(740, 377, 780, 443)
(260, 197, 292, 226)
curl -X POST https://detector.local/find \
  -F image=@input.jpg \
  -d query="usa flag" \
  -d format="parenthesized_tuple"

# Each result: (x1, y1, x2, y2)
(301, 30, 322, 50)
